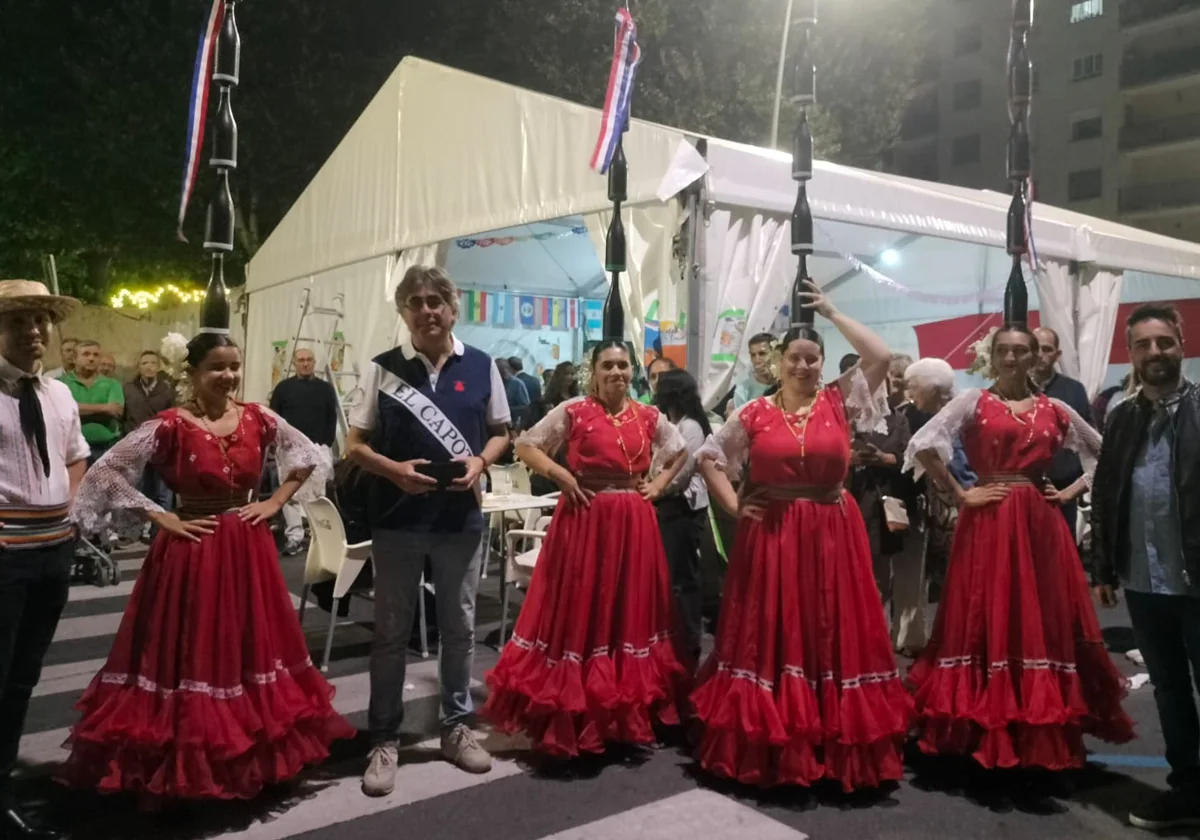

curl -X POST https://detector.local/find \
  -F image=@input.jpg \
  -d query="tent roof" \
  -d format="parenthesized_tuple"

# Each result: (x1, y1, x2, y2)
(246, 58, 687, 295)
(701, 138, 1200, 280)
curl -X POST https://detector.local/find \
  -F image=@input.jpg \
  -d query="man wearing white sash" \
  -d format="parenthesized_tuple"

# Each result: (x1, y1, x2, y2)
(347, 267, 511, 797)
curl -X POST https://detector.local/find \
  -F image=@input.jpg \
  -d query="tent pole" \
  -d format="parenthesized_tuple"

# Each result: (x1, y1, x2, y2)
(685, 137, 708, 376)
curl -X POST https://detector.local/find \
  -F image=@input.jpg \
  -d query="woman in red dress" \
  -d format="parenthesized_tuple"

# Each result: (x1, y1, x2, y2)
(904, 323, 1133, 776)
(692, 283, 912, 792)
(60, 332, 355, 802)
(483, 340, 691, 757)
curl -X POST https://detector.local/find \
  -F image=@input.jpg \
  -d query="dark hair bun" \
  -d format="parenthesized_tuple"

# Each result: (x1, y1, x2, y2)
(186, 333, 239, 368)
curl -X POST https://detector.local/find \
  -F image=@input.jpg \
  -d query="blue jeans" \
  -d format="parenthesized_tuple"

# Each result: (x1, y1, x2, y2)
(140, 466, 174, 511)
(1127, 590, 1200, 790)
(367, 530, 482, 740)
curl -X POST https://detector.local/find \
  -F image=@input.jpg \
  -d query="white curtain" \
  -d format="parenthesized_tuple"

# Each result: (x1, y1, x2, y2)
(1033, 259, 1081, 380)
(1075, 266, 1124, 398)
(699, 208, 793, 407)
(584, 202, 682, 363)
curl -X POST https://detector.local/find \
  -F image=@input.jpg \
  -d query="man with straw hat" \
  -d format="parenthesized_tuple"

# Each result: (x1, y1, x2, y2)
(0, 279, 88, 839)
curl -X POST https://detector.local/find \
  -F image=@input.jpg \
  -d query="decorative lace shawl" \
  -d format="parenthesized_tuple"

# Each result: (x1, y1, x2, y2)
(71, 405, 333, 534)
(696, 403, 751, 482)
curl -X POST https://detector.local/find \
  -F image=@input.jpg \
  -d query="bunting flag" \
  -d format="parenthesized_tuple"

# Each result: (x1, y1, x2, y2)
(567, 299, 580, 329)
(494, 293, 512, 327)
(551, 298, 566, 330)
(464, 290, 490, 323)
(589, 7, 642, 174)
(584, 300, 604, 332)
(538, 297, 552, 327)
(518, 295, 536, 327)
(176, 0, 225, 241)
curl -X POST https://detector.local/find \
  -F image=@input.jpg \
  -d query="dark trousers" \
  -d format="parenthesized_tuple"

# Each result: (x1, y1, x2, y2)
(656, 496, 704, 663)
(1127, 590, 1200, 791)
(0, 542, 72, 796)
(86, 443, 113, 468)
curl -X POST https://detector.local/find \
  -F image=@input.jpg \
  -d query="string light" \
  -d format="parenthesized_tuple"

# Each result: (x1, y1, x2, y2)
(110, 284, 208, 310)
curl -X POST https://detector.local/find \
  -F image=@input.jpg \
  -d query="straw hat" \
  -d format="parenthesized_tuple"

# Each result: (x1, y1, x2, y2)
(0, 280, 79, 323)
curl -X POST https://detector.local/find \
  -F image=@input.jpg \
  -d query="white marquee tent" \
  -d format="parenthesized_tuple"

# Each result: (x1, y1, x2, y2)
(245, 57, 1200, 410)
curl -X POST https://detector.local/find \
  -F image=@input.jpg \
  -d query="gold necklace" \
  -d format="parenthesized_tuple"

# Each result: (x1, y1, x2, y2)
(774, 390, 820, 459)
(604, 400, 647, 474)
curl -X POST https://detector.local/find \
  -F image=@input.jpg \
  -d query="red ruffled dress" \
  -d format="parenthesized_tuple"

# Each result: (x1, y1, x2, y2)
(483, 396, 692, 756)
(59, 404, 354, 800)
(905, 390, 1134, 769)
(691, 376, 912, 791)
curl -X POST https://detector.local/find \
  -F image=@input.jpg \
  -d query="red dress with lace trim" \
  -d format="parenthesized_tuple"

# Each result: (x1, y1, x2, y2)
(482, 398, 691, 757)
(691, 389, 912, 791)
(910, 392, 1133, 769)
(57, 405, 354, 800)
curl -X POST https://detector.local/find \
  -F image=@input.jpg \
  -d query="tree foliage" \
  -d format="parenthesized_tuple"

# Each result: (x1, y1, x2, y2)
(0, 0, 929, 301)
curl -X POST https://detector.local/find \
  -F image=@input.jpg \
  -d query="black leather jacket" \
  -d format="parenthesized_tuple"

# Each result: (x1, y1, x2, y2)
(1089, 381, 1200, 589)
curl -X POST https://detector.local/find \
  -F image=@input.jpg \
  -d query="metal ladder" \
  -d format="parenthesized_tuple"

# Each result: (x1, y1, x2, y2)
(285, 289, 363, 452)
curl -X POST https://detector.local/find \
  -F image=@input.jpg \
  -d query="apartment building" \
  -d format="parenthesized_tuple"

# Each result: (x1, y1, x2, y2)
(888, 0, 1200, 243)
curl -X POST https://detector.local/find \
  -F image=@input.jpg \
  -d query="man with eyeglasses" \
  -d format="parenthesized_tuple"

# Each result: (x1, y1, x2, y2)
(346, 266, 510, 797)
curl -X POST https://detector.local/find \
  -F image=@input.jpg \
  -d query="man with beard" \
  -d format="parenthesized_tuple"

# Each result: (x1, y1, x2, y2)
(1032, 327, 1093, 535)
(1092, 304, 1200, 831)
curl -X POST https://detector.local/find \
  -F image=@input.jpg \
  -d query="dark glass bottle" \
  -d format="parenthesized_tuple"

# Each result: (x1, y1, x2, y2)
(202, 254, 232, 332)
(213, 1, 241, 86)
(204, 171, 235, 252)
(210, 87, 238, 169)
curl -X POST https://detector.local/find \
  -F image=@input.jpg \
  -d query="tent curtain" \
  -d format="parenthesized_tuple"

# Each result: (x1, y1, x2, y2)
(1076, 266, 1124, 398)
(584, 202, 681, 364)
(1033, 259, 1081, 380)
(699, 207, 792, 407)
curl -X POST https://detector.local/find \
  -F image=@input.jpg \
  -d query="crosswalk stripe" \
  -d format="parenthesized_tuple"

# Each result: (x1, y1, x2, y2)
(33, 658, 107, 698)
(52, 593, 303, 643)
(67, 580, 137, 602)
(538, 789, 810, 840)
(19, 660, 473, 770)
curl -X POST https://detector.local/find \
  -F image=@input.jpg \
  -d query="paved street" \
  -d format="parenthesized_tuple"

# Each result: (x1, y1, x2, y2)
(16, 546, 1174, 840)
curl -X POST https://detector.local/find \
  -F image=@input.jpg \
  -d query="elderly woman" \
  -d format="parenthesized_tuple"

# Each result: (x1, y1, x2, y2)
(890, 359, 975, 653)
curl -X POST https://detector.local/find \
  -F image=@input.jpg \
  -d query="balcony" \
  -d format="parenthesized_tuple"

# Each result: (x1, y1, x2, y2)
(1120, 177, 1200, 213)
(1122, 46, 1200, 88)
(1120, 0, 1200, 29)
(898, 109, 939, 141)
(1121, 111, 1200, 150)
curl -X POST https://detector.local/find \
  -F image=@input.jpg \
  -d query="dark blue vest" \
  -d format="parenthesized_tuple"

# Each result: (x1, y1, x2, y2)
(366, 345, 493, 532)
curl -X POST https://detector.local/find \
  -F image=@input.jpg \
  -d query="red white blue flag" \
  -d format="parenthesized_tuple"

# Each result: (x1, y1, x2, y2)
(589, 7, 642, 174)
(176, 0, 225, 241)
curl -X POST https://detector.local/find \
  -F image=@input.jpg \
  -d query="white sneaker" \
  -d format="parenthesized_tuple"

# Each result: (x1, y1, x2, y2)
(441, 724, 492, 774)
(1127, 648, 1145, 666)
(362, 742, 399, 797)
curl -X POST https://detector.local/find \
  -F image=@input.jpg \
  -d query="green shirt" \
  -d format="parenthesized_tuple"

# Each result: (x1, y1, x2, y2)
(61, 372, 124, 446)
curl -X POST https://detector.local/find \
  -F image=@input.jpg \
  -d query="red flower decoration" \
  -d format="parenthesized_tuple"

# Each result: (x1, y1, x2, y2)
(454, 381, 465, 392)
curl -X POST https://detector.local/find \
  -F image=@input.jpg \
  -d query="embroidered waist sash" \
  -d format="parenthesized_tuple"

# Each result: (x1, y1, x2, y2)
(0, 503, 74, 550)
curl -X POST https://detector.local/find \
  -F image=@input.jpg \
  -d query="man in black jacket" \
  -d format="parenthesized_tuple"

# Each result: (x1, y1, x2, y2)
(1091, 303, 1200, 832)
(1033, 327, 1094, 536)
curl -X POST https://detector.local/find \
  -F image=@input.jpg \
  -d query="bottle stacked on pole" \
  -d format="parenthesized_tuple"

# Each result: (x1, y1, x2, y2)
(790, 0, 817, 328)
(1004, 0, 1034, 320)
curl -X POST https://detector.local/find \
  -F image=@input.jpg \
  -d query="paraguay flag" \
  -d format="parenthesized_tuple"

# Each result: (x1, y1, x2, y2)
(176, 0, 225, 241)
(589, 7, 642, 174)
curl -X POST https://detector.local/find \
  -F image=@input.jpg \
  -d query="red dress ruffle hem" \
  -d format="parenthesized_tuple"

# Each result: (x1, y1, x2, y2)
(57, 406, 355, 800)
(483, 398, 691, 757)
(691, 390, 912, 792)
(909, 392, 1134, 770)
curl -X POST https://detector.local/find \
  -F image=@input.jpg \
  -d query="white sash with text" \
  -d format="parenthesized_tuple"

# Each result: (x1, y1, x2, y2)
(379, 371, 476, 459)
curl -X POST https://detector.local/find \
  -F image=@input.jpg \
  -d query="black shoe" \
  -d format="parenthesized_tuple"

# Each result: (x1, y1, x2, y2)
(0, 806, 60, 839)
(1130, 788, 1200, 831)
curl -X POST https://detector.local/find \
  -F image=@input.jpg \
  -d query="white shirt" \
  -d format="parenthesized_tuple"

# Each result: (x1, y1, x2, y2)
(0, 355, 90, 507)
(663, 416, 710, 511)
(350, 334, 511, 432)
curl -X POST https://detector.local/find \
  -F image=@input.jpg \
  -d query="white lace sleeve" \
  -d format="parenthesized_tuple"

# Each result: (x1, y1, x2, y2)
(262, 407, 334, 504)
(649, 410, 688, 478)
(71, 420, 164, 534)
(903, 389, 983, 480)
(842, 367, 889, 434)
(1051, 398, 1102, 488)
(515, 396, 581, 456)
(696, 404, 751, 481)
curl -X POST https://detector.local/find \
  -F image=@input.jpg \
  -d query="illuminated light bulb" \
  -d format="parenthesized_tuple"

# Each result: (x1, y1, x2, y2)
(880, 249, 900, 267)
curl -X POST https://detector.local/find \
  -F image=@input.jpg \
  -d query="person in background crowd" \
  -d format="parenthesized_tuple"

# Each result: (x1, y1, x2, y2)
(122, 350, 176, 533)
(1094, 372, 1135, 433)
(45, 336, 77, 381)
(347, 266, 510, 796)
(726, 332, 777, 417)
(841, 353, 912, 602)
(0, 281, 89, 840)
(508, 356, 543, 422)
(1092, 304, 1200, 832)
(652, 368, 711, 663)
(496, 357, 530, 429)
(270, 347, 340, 555)
(61, 340, 123, 466)
(642, 355, 676, 404)
(530, 361, 582, 496)
(97, 353, 116, 378)
(1032, 327, 1094, 536)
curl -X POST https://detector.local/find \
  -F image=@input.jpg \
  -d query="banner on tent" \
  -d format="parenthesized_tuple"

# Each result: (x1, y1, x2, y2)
(454, 226, 587, 249)
(458, 290, 588, 332)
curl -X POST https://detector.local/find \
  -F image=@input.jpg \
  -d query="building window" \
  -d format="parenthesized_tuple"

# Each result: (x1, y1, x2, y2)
(952, 133, 982, 165)
(1070, 0, 1103, 22)
(1071, 115, 1103, 141)
(952, 79, 982, 111)
(1072, 53, 1104, 81)
(1068, 168, 1103, 201)
(954, 24, 982, 56)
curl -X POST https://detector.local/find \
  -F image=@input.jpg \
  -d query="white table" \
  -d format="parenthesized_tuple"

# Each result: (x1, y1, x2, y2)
(481, 493, 559, 644)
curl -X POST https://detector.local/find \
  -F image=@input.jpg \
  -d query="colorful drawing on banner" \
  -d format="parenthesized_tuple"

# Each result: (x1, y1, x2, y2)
(519, 296, 536, 327)
(711, 308, 747, 364)
(643, 318, 660, 367)
(330, 331, 346, 373)
(584, 300, 603, 333)
(567, 299, 580, 330)
(659, 317, 687, 369)
(271, 340, 289, 389)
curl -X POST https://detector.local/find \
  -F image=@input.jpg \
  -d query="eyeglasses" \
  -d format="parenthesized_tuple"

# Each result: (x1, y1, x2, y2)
(404, 295, 446, 312)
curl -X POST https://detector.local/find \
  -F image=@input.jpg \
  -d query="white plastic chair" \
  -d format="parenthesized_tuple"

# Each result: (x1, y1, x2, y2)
(498, 514, 553, 647)
(482, 463, 534, 579)
(299, 497, 374, 671)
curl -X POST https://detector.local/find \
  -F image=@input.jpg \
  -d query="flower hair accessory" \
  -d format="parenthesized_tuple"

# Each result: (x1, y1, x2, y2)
(160, 332, 194, 402)
(966, 326, 999, 377)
